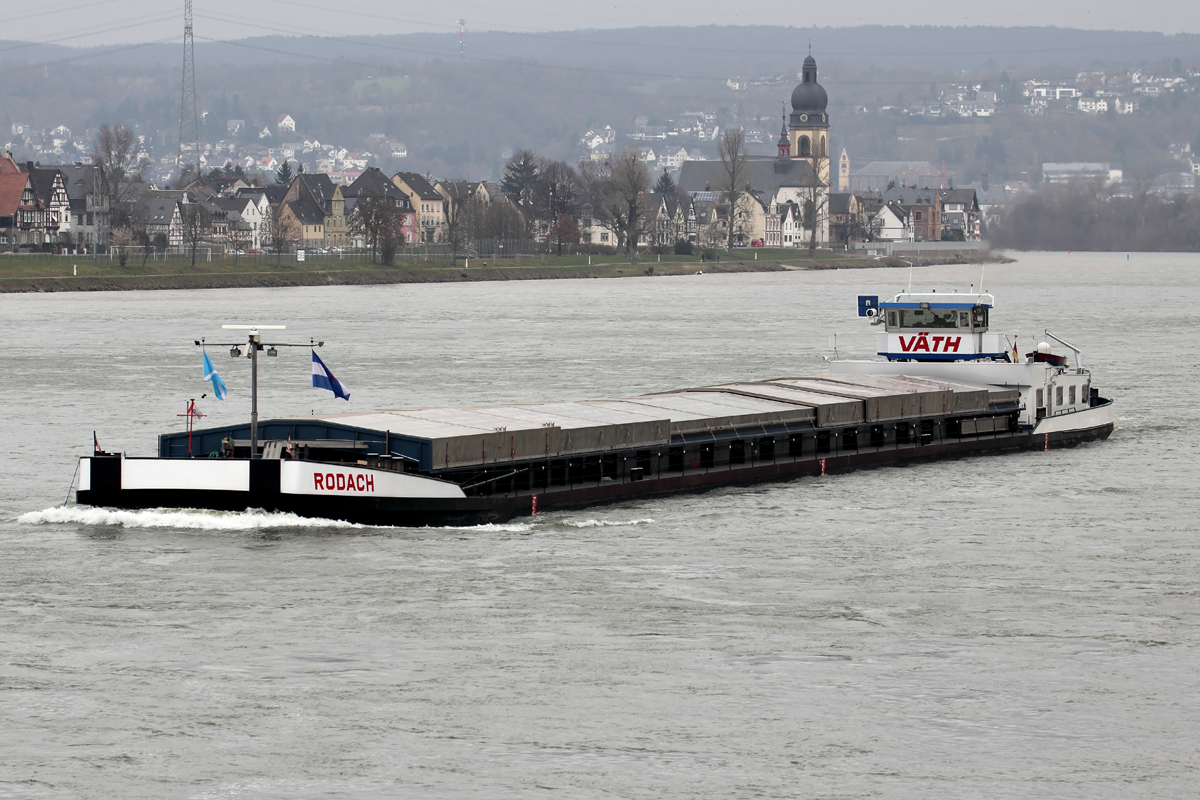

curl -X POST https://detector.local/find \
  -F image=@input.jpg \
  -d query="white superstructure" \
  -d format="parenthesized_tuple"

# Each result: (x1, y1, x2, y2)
(838, 290, 1112, 433)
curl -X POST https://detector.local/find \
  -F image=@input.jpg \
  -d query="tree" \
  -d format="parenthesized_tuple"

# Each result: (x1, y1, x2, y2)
(443, 198, 469, 261)
(349, 190, 407, 265)
(716, 129, 751, 249)
(548, 213, 580, 254)
(481, 200, 526, 242)
(275, 159, 293, 185)
(532, 160, 580, 249)
(132, 221, 152, 267)
(581, 148, 651, 256)
(110, 227, 133, 267)
(654, 169, 677, 196)
(91, 123, 150, 237)
(799, 139, 831, 254)
(501, 150, 540, 229)
(264, 201, 300, 264)
(180, 203, 212, 266)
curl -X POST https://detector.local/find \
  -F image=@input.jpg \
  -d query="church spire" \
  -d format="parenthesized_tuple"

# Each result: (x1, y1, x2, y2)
(777, 105, 790, 158)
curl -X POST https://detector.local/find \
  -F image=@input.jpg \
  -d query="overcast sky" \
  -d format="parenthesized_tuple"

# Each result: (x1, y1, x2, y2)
(14, 0, 1200, 48)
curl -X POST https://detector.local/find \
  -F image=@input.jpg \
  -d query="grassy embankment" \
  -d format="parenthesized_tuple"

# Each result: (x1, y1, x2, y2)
(0, 248, 999, 293)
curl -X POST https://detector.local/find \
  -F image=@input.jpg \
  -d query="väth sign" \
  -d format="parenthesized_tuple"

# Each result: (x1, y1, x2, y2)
(897, 333, 961, 353)
(314, 472, 375, 492)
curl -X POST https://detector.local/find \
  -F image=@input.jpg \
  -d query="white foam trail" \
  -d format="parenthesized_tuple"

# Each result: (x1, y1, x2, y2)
(17, 506, 363, 530)
(437, 522, 535, 533)
(562, 518, 654, 528)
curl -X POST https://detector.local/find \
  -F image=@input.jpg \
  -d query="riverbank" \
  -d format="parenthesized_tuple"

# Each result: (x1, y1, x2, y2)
(0, 250, 1008, 293)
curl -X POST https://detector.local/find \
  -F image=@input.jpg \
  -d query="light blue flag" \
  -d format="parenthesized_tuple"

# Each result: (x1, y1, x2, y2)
(202, 351, 228, 400)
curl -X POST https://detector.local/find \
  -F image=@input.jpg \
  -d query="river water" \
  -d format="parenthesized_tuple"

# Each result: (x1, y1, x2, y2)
(1, 252, 1197, 798)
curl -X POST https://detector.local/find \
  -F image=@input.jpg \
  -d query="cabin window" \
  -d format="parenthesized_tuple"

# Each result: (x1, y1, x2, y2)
(887, 311, 898, 328)
(959, 311, 970, 326)
(1069, 385, 1077, 405)
(1036, 388, 1044, 409)
(896, 308, 959, 328)
(1056, 386, 1064, 406)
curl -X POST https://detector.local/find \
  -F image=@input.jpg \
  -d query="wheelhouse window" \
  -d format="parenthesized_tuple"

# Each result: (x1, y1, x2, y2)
(889, 308, 961, 329)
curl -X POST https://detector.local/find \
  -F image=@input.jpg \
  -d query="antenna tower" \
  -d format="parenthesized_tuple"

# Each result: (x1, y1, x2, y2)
(177, 0, 200, 176)
(458, 19, 466, 57)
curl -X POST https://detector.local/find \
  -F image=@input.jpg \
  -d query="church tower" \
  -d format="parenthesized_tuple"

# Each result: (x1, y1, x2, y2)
(776, 113, 791, 159)
(838, 147, 850, 191)
(788, 53, 830, 185)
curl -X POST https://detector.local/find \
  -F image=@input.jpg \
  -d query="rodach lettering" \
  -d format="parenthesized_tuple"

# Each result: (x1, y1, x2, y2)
(898, 333, 961, 353)
(313, 472, 375, 492)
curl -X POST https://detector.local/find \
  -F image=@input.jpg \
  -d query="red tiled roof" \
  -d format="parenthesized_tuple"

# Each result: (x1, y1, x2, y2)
(0, 173, 29, 215)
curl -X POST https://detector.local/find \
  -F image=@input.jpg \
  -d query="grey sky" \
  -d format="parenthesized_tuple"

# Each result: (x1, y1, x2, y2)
(14, 0, 1200, 48)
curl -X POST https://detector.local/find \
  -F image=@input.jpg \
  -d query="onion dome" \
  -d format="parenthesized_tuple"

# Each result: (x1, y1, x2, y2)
(790, 54, 828, 115)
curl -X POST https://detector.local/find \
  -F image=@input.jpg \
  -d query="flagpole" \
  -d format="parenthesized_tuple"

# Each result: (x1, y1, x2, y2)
(205, 326, 323, 459)
(250, 331, 259, 458)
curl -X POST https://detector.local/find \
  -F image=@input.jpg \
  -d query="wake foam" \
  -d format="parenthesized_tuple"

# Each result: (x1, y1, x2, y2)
(17, 506, 363, 530)
(562, 518, 654, 528)
(436, 522, 535, 533)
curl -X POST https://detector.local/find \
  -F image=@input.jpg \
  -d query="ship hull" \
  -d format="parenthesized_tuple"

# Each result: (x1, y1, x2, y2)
(77, 402, 1113, 527)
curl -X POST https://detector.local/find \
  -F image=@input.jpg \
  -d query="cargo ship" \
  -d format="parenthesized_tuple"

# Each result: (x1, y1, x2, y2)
(75, 290, 1114, 526)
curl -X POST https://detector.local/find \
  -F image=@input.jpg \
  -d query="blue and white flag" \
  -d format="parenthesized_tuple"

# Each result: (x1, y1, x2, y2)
(202, 351, 228, 400)
(311, 349, 350, 401)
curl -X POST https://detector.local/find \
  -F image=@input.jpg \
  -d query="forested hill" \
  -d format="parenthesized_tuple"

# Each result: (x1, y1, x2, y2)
(3, 25, 1200, 73)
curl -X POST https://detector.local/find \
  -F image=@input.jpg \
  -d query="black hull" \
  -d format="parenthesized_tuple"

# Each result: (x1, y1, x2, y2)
(77, 419, 1112, 528)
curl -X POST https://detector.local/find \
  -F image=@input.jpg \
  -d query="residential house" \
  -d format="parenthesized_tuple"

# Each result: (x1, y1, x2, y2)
(1078, 97, 1108, 114)
(282, 195, 324, 249)
(392, 171, 445, 242)
(56, 164, 107, 251)
(778, 202, 803, 247)
(1115, 98, 1139, 115)
(210, 195, 266, 249)
(26, 165, 71, 244)
(0, 172, 32, 249)
(827, 192, 863, 246)
(938, 188, 981, 241)
(880, 185, 941, 241)
(284, 173, 349, 248)
(344, 167, 416, 246)
(133, 197, 184, 247)
(651, 192, 697, 246)
(276, 114, 296, 134)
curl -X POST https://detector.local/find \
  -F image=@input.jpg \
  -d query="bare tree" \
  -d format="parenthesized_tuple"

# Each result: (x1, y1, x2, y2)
(132, 221, 152, 267)
(716, 128, 751, 249)
(532, 160, 580, 249)
(264, 201, 300, 264)
(548, 213, 580, 254)
(91, 123, 149, 235)
(443, 197, 469, 261)
(482, 200, 526, 242)
(581, 149, 651, 256)
(350, 191, 407, 265)
(110, 227, 133, 267)
(180, 203, 212, 266)
(800, 141, 830, 254)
